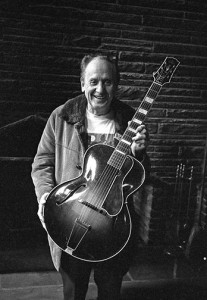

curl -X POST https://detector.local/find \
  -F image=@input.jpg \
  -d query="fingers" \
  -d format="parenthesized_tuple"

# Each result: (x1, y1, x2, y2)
(132, 125, 146, 143)
(128, 123, 149, 155)
(37, 192, 49, 230)
(37, 205, 46, 229)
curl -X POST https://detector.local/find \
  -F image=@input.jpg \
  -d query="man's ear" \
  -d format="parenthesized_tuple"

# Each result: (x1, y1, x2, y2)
(80, 79, 85, 92)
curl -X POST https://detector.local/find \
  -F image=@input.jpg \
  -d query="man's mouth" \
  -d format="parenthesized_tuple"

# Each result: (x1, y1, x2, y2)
(94, 95, 107, 102)
(94, 95, 106, 99)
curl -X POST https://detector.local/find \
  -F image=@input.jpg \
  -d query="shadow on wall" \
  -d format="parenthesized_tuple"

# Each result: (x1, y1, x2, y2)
(0, 115, 47, 250)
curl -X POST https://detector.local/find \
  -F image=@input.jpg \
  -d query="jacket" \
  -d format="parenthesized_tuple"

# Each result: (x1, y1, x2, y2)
(31, 94, 150, 270)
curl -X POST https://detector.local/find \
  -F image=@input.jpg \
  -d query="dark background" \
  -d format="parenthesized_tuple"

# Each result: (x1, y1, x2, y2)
(0, 0, 207, 182)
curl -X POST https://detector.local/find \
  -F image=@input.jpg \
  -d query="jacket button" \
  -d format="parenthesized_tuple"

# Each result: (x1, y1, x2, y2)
(76, 164, 82, 170)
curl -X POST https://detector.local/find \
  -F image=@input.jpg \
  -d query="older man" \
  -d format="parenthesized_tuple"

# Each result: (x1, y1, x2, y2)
(32, 53, 150, 300)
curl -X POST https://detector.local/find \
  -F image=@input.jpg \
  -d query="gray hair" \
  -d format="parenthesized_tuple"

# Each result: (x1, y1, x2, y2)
(80, 53, 120, 86)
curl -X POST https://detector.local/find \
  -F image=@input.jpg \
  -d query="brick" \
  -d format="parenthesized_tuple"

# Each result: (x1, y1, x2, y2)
(154, 95, 205, 105)
(160, 88, 200, 98)
(149, 136, 205, 147)
(158, 123, 206, 135)
(118, 0, 186, 11)
(103, 38, 153, 52)
(117, 86, 146, 100)
(118, 61, 146, 73)
(166, 109, 207, 120)
(154, 42, 207, 58)
(122, 29, 190, 44)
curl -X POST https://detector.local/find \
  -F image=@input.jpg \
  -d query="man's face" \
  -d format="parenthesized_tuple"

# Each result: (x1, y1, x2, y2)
(81, 57, 117, 115)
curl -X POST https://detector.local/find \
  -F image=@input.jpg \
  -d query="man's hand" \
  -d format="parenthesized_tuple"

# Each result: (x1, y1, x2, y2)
(130, 124, 148, 156)
(37, 192, 49, 230)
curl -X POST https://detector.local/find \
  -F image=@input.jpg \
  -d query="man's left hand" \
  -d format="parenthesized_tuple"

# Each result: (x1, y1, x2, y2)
(131, 124, 148, 156)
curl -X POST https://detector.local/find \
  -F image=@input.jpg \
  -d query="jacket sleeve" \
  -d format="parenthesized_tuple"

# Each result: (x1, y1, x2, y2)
(31, 113, 56, 202)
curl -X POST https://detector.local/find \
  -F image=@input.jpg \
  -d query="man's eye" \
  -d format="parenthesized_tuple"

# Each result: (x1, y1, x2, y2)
(105, 80, 112, 85)
(90, 80, 97, 85)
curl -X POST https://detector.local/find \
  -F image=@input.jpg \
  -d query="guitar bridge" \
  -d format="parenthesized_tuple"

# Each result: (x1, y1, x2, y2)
(79, 200, 107, 216)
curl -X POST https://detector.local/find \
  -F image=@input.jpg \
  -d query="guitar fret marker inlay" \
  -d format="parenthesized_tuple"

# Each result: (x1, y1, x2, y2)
(121, 139, 131, 145)
(145, 96, 154, 104)
(133, 118, 142, 125)
(138, 108, 148, 115)
(116, 149, 125, 155)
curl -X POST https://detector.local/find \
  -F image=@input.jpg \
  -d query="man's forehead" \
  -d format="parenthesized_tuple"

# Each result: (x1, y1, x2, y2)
(85, 59, 114, 76)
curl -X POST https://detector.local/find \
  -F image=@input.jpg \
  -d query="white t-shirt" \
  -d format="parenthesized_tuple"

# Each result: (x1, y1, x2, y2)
(85, 109, 115, 146)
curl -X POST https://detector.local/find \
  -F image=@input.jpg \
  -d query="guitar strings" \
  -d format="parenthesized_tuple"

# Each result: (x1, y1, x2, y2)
(79, 164, 118, 221)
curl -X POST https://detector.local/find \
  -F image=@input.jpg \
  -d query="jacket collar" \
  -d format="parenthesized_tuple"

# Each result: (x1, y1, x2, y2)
(59, 94, 87, 124)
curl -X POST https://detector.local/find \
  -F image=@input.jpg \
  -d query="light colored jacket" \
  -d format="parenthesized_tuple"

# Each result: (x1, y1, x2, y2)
(31, 94, 150, 270)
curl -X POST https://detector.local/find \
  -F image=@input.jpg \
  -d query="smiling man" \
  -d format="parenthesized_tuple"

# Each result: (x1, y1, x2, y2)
(31, 53, 150, 300)
(81, 55, 117, 116)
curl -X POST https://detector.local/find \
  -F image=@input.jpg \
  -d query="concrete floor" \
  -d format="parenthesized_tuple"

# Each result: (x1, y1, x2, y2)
(1, 270, 207, 300)
(0, 245, 207, 300)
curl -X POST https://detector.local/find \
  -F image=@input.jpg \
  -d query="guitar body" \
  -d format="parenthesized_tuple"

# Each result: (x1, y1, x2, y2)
(44, 144, 145, 262)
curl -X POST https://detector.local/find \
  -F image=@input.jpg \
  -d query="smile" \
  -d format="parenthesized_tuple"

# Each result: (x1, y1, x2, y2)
(93, 95, 107, 102)
(94, 95, 106, 100)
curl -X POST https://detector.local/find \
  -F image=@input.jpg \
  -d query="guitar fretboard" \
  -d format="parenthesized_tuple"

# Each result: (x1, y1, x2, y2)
(108, 82, 162, 169)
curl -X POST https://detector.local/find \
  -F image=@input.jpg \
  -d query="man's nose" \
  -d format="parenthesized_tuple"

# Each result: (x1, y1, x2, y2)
(96, 82, 104, 93)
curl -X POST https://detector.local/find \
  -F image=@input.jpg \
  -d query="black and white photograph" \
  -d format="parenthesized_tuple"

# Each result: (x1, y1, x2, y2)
(0, 0, 207, 299)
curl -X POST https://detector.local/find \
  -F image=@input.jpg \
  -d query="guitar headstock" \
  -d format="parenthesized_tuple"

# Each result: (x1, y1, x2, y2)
(153, 57, 180, 85)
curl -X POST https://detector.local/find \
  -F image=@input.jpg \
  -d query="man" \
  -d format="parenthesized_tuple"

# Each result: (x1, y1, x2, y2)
(31, 53, 150, 300)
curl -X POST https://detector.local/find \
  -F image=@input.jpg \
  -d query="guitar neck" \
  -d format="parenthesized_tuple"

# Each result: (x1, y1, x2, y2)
(108, 82, 162, 169)
(107, 56, 180, 170)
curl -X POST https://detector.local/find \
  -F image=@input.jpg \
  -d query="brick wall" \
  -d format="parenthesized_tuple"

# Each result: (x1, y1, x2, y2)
(0, 0, 207, 185)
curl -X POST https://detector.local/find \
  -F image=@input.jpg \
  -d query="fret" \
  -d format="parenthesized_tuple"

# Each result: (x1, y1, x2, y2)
(140, 100, 151, 109)
(151, 82, 162, 90)
(122, 130, 134, 141)
(134, 112, 146, 123)
(108, 150, 126, 169)
(147, 90, 159, 99)
(129, 121, 140, 131)
(122, 131, 133, 140)
(117, 142, 130, 153)
(147, 83, 162, 96)
(140, 103, 152, 113)
(128, 127, 136, 133)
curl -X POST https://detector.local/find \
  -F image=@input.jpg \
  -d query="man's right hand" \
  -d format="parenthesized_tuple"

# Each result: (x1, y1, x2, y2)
(37, 192, 49, 230)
